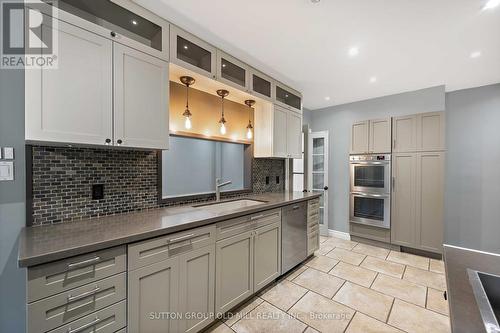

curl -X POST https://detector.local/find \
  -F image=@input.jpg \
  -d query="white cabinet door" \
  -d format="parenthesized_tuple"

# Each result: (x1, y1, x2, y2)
(25, 19, 113, 146)
(417, 112, 445, 151)
(113, 43, 169, 150)
(287, 111, 302, 159)
(392, 115, 417, 153)
(272, 105, 288, 158)
(216, 50, 249, 91)
(128, 257, 179, 333)
(350, 121, 369, 154)
(369, 118, 392, 153)
(178, 245, 216, 333)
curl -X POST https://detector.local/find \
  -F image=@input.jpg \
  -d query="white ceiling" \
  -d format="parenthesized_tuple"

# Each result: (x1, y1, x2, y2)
(135, 0, 500, 109)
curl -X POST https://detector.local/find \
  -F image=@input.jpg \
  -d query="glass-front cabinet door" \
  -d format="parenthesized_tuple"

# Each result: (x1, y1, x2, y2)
(216, 51, 249, 90)
(275, 83, 302, 112)
(249, 69, 274, 101)
(308, 132, 329, 236)
(170, 26, 216, 78)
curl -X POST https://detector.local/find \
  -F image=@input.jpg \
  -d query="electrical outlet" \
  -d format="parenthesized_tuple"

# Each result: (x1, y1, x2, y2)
(92, 184, 104, 200)
(2, 147, 14, 160)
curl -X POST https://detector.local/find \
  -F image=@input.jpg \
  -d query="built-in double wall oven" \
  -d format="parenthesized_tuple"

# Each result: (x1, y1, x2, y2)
(349, 154, 391, 229)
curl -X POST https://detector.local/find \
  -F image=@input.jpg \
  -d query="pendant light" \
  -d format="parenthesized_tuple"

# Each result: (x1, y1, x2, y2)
(180, 76, 195, 129)
(244, 99, 255, 140)
(216, 89, 229, 135)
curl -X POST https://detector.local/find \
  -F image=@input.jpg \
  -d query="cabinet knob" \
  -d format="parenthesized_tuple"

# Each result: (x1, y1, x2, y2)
(324, 186, 328, 190)
(110, 31, 117, 37)
(117, 139, 123, 145)
(105, 138, 111, 145)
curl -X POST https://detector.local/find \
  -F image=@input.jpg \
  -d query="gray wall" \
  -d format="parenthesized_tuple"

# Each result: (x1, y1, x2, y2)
(444, 84, 500, 254)
(0, 3, 27, 330)
(310, 86, 445, 232)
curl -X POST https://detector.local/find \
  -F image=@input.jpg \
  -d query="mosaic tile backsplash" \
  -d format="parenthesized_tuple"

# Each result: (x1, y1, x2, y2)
(30, 146, 285, 225)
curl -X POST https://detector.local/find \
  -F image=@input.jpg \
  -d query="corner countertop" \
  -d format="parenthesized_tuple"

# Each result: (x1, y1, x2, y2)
(18, 191, 321, 268)
(443, 244, 500, 333)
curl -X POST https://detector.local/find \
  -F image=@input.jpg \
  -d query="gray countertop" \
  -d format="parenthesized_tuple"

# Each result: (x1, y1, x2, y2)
(18, 191, 321, 268)
(444, 244, 500, 333)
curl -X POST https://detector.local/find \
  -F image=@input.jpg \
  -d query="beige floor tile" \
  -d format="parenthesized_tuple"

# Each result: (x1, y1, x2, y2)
(345, 312, 404, 333)
(351, 243, 390, 259)
(319, 236, 329, 243)
(430, 259, 446, 274)
(360, 256, 405, 278)
(304, 326, 320, 333)
(427, 288, 450, 315)
(316, 242, 335, 255)
(371, 274, 427, 306)
(329, 261, 377, 287)
(293, 268, 345, 298)
(225, 297, 264, 326)
(326, 247, 366, 266)
(403, 266, 447, 291)
(285, 265, 308, 281)
(305, 255, 339, 272)
(388, 299, 451, 333)
(387, 251, 430, 270)
(260, 280, 308, 311)
(289, 291, 355, 333)
(333, 282, 394, 322)
(206, 321, 235, 333)
(323, 237, 358, 250)
(232, 301, 307, 333)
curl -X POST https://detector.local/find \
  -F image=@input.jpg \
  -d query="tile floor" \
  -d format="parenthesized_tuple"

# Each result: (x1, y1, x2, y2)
(206, 234, 450, 333)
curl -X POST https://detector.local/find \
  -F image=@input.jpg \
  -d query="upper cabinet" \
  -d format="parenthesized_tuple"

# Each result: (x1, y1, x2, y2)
(393, 112, 445, 152)
(170, 26, 217, 79)
(254, 104, 302, 158)
(249, 69, 274, 101)
(25, 9, 169, 150)
(351, 118, 391, 154)
(217, 51, 249, 90)
(275, 83, 302, 113)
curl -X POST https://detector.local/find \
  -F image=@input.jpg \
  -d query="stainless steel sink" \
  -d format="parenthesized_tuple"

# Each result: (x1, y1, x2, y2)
(468, 269, 500, 333)
(194, 199, 267, 214)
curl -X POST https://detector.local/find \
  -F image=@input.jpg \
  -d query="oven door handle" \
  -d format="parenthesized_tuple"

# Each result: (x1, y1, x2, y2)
(351, 192, 389, 198)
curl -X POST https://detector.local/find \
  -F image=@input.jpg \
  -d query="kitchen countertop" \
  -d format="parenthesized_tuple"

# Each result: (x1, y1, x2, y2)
(18, 191, 321, 268)
(444, 244, 500, 333)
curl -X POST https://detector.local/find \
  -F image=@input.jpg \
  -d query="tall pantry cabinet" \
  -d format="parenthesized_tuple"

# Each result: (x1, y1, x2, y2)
(391, 112, 445, 254)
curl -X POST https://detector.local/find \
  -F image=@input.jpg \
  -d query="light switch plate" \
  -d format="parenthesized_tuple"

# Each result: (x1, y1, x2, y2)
(3, 147, 14, 160)
(0, 161, 14, 181)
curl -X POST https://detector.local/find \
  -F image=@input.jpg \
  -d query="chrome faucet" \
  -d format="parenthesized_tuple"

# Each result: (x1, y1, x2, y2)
(215, 178, 232, 201)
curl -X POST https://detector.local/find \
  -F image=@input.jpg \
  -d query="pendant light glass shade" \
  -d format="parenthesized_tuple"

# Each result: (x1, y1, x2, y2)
(244, 99, 255, 140)
(180, 76, 195, 130)
(217, 89, 229, 135)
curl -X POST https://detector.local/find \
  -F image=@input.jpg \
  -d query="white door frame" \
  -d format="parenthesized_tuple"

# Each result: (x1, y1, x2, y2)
(308, 131, 329, 236)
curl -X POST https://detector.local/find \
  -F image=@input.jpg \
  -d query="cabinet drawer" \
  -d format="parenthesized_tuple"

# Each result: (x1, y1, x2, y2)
(128, 225, 216, 271)
(28, 273, 126, 333)
(216, 209, 281, 240)
(307, 231, 320, 256)
(46, 300, 126, 333)
(28, 246, 126, 303)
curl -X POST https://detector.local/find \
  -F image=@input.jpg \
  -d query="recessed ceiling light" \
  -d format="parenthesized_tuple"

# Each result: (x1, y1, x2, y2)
(470, 51, 481, 58)
(348, 47, 359, 57)
(369, 76, 377, 83)
(324, 96, 330, 101)
(131, 19, 138, 26)
(483, 0, 500, 10)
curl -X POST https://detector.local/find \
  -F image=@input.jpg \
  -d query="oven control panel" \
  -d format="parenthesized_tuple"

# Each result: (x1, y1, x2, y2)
(350, 154, 391, 162)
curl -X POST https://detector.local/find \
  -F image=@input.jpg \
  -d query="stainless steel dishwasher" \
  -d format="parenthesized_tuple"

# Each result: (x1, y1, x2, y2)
(281, 201, 308, 274)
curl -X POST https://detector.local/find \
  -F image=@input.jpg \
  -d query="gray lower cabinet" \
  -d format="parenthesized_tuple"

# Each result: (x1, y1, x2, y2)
(254, 222, 281, 292)
(215, 230, 254, 314)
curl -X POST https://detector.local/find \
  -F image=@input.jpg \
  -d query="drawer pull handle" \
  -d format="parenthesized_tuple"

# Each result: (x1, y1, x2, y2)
(67, 316, 100, 333)
(168, 233, 195, 244)
(67, 256, 101, 269)
(67, 286, 100, 302)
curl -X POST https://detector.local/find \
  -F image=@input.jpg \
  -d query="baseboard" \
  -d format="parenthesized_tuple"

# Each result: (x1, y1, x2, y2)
(328, 229, 351, 240)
